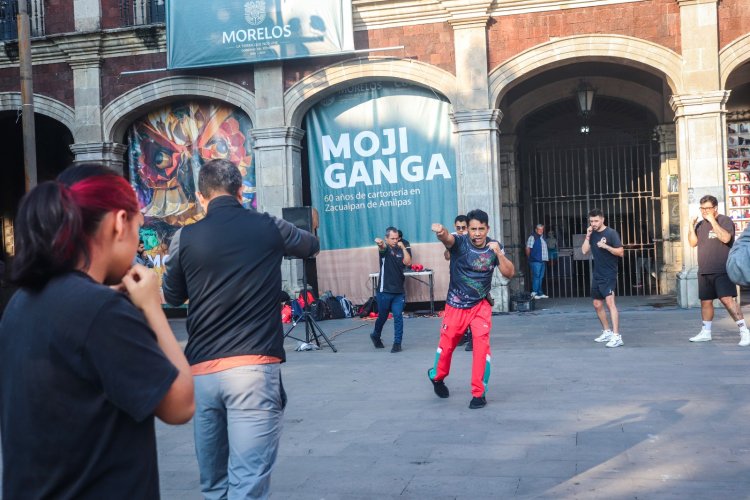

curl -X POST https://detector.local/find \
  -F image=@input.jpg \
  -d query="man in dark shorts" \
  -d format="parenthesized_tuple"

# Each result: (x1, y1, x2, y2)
(688, 195, 749, 346)
(371, 227, 411, 352)
(427, 209, 515, 409)
(582, 208, 624, 348)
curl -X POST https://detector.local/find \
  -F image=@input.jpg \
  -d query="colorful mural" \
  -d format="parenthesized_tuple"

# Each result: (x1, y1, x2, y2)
(128, 101, 255, 288)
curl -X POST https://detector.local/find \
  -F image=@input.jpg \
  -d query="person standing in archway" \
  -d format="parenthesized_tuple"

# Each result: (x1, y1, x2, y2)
(582, 208, 625, 348)
(525, 223, 549, 299)
(687, 195, 749, 346)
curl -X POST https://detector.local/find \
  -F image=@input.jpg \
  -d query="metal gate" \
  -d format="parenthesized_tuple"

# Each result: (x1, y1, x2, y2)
(521, 132, 661, 298)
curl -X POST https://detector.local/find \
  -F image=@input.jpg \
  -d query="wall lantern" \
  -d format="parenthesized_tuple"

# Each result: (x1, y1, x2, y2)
(575, 80, 596, 118)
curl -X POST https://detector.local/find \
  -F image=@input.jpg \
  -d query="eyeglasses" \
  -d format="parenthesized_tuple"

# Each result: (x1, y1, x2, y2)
(699, 206, 716, 211)
(455, 225, 467, 230)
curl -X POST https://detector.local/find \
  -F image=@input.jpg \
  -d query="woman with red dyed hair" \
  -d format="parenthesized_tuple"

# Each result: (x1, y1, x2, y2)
(0, 167, 194, 499)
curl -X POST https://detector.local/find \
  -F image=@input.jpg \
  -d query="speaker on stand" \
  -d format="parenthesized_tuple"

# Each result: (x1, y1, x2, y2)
(282, 207, 319, 297)
(281, 207, 335, 352)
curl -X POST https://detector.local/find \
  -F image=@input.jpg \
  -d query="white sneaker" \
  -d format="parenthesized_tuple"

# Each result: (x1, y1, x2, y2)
(530, 292, 537, 298)
(536, 294, 549, 299)
(689, 329, 712, 342)
(739, 329, 750, 347)
(605, 334, 623, 348)
(594, 330, 613, 343)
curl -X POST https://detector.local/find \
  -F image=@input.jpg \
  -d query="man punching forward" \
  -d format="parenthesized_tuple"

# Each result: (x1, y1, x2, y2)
(428, 209, 515, 409)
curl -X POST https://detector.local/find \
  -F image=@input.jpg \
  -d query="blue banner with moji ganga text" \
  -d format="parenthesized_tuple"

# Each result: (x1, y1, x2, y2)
(305, 81, 457, 251)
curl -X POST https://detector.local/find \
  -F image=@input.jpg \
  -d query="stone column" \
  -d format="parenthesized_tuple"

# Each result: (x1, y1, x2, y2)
(654, 123, 680, 296)
(671, 0, 726, 308)
(499, 133, 524, 294)
(250, 126, 307, 293)
(669, 91, 730, 308)
(451, 110, 509, 311)
(69, 142, 128, 173)
(56, 35, 123, 172)
(252, 63, 307, 293)
(74, 0, 101, 31)
(445, 3, 508, 310)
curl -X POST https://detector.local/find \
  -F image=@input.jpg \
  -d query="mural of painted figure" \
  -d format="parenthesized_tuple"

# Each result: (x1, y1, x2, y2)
(129, 101, 255, 226)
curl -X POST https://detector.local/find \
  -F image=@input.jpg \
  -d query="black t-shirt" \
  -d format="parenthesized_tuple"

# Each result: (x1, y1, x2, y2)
(447, 235, 499, 309)
(0, 272, 178, 500)
(589, 227, 622, 280)
(696, 215, 735, 274)
(378, 244, 406, 294)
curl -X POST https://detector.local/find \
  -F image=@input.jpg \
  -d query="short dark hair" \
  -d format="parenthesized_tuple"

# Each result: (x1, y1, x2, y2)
(198, 159, 242, 198)
(699, 195, 718, 207)
(466, 209, 489, 226)
(454, 215, 467, 224)
(588, 208, 604, 218)
(397, 229, 403, 239)
(385, 226, 398, 237)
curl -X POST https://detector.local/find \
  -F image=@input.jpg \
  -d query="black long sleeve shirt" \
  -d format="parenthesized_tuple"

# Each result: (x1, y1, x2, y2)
(163, 196, 319, 364)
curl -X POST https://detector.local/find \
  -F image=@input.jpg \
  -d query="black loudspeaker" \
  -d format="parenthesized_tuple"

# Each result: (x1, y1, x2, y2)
(282, 207, 313, 232)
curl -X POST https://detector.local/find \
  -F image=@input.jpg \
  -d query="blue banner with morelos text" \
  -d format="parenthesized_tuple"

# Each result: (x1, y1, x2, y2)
(167, 0, 354, 69)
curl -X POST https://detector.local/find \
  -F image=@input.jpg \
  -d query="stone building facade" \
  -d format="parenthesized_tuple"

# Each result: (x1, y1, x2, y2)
(1, 0, 749, 310)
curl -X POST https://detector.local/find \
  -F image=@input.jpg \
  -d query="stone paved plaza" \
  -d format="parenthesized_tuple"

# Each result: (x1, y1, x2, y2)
(154, 299, 750, 499)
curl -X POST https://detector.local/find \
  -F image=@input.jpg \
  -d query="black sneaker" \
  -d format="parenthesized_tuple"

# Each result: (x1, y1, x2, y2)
(390, 343, 402, 353)
(465, 338, 473, 351)
(370, 334, 385, 349)
(428, 369, 449, 398)
(469, 396, 486, 409)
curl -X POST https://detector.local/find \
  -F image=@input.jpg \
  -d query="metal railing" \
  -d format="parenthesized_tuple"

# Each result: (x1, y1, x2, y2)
(521, 131, 662, 298)
(120, 0, 165, 27)
(0, 0, 44, 41)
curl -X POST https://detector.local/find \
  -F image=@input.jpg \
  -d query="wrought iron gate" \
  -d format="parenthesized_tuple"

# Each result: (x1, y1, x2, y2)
(521, 132, 661, 298)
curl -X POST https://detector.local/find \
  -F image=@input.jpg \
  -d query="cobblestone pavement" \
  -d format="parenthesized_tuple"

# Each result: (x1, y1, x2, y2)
(155, 299, 750, 499)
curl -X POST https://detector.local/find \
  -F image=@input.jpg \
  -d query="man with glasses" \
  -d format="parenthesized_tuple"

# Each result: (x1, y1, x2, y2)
(444, 215, 473, 350)
(688, 195, 749, 346)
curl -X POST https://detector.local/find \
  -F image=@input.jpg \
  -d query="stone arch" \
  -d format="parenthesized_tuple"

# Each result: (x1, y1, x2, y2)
(284, 56, 458, 127)
(720, 33, 750, 88)
(0, 92, 75, 136)
(489, 35, 683, 107)
(502, 76, 669, 133)
(102, 76, 256, 142)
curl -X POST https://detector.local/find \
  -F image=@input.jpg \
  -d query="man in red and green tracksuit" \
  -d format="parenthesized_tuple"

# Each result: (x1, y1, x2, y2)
(428, 209, 515, 409)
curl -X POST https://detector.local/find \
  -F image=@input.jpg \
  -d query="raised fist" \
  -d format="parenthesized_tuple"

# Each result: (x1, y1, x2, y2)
(431, 223, 443, 234)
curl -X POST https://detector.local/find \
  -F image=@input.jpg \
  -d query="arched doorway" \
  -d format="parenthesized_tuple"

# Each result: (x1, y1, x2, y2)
(0, 113, 72, 311)
(517, 95, 661, 298)
(0, 112, 74, 214)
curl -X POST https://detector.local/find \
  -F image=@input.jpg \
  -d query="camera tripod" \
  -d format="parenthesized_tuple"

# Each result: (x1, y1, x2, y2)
(283, 258, 337, 352)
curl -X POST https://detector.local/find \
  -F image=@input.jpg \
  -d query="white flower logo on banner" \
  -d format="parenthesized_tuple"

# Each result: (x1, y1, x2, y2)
(244, 0, 266, 26)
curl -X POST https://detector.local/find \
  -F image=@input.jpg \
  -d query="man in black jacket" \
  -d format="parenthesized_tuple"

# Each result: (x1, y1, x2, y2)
(163, 159, 319, 499)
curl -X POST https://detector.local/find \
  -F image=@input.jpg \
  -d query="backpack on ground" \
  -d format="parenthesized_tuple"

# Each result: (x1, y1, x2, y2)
(290, 299, 305, 321)
(325, 296, 346, 319)
(310, 300, 331, 321)
(358, 296, 378, 318)
(337, 296, 354, 318)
